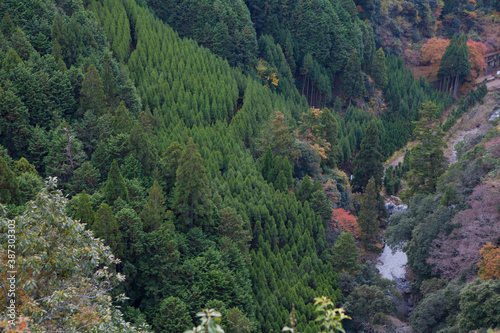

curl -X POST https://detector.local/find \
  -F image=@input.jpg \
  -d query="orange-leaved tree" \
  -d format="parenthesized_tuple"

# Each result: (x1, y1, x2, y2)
(331, 208, 361, 239)
(478, 242, 500, 280)
(461, 40, 488, 92)
(420, 37, 450, 73)
(420, 37, 486, 94)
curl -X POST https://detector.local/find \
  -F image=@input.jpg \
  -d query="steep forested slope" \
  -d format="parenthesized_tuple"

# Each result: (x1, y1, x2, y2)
(0, 0, 497, 332)
(386, 92, 500, 332)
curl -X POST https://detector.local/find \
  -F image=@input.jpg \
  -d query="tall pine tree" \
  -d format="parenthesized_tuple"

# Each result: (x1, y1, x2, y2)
(75, 190, 95, 228)
(351, 120, 384, 193)
(0, 155, 20, 205)
(80, 65, 106, 116)
(407, 101, 447, 195)
(173, 138, 212, 229)
(103, 159, 129, 205)
(140, 180, 167, 232)
(341, 51, 363, 103)
(357, 177, 380, 251)
(371, 48, 387, 90)
(93, 203, 123, 257)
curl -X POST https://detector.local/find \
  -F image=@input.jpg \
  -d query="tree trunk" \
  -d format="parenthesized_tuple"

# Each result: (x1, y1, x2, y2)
(302, 75, 306, 95)
(453, 74, 459, 98)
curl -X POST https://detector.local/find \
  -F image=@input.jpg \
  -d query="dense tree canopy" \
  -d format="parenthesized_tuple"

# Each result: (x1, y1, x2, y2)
(0, 0, 497, 331)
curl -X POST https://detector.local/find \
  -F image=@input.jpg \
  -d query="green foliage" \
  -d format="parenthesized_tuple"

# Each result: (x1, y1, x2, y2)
(409, 281, 462, 333)
(140, 180, 167, 232)
(382, 55, 452, 158)
(1, 47, 23, 72)
(71, 161, 101, 195)
(224, 307, 254, 333)
(80, 64, 106, 116)
(0, 0, 462, 330)
(344, 284, 394, 326)
(332, 232, 360, 273)
(185, 309, 224, 333)
(440, 185, 457, 206)
(357, 178, 381, 251)
(407, 102, 447, 195)
(0, 178, 147, 332)
(0, 156, 20, 205)
(16, 171, 44, 204)
(438, 34, 470, 97)
(386, 194, 453, 282)
(351, 120, 384, 193)
(103, 159, 129, 205)
(217, 207, 251, 254)
(147, 0, 257, 70)
(310, 189, 333, 225)
(113, 101, 134, 134)
(153, 296, 193, 333)
(75, 190, 95, 228)
(90, 0, 132, 63)
(94, 202, 123, 257)
(371, 48, 387, 90)
(312, 297, 350, 333)
(261, 146, 275, 182)
(383, 165, 401, 196)
(0, 85, 29, 157)
(174, 138, 212, 229)
(458, 279, 500, 332)
(341, 51, 364, 102)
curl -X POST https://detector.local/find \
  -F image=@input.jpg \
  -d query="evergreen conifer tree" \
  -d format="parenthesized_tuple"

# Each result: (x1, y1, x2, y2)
(75, 190, 95, 228)
(13, 157, 37, 176)
(371, 48, 387, 90)
(103, 159, 129, 205)
(351, 120, 384, 193)
(310, 189, 332, 225)
(407, 102, 447, 195)
(80, 65, 106, 116)
(438, 34, 470, 97)
(93, 203, 123, 257)
(173, 138, 211, 229)
(153, 297, 192, 333)
(140, 180, 167, 232)
(102, 54, 119, 108)
(51, 12, 67, 68)
(1, 11, 14, 36)
(2, 48, 23, 72)
(332, 232, 360, 272)
(357, 177, 380, 251)
(0, 155, 20, 205)
(296, 175, 314, 202)
(261, 146, 275, 182)
(161, 142, 184, 195)
(112, 101, 133, 134)
(341, 51, 363, 103)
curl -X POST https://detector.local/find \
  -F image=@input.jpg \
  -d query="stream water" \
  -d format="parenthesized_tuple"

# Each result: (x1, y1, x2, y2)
(376, 202, 412, 319)
(377, 245, 407, 281)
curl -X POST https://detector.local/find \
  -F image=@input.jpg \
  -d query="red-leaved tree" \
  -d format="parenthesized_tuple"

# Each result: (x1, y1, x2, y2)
(331, 208, 361, 239)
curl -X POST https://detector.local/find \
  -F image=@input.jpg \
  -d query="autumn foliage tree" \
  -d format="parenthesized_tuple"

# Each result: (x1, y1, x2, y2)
(298, 108, 331, 160)
(420, 37, 486, 95)
(259, 111, 300, 161)
(420, 37, 450, 72)
(331, 208, 361, 239)
(478, 242, 500, 280)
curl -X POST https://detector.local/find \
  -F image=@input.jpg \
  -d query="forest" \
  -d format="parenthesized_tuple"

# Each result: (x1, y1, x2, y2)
(0, 0, 499, 332)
